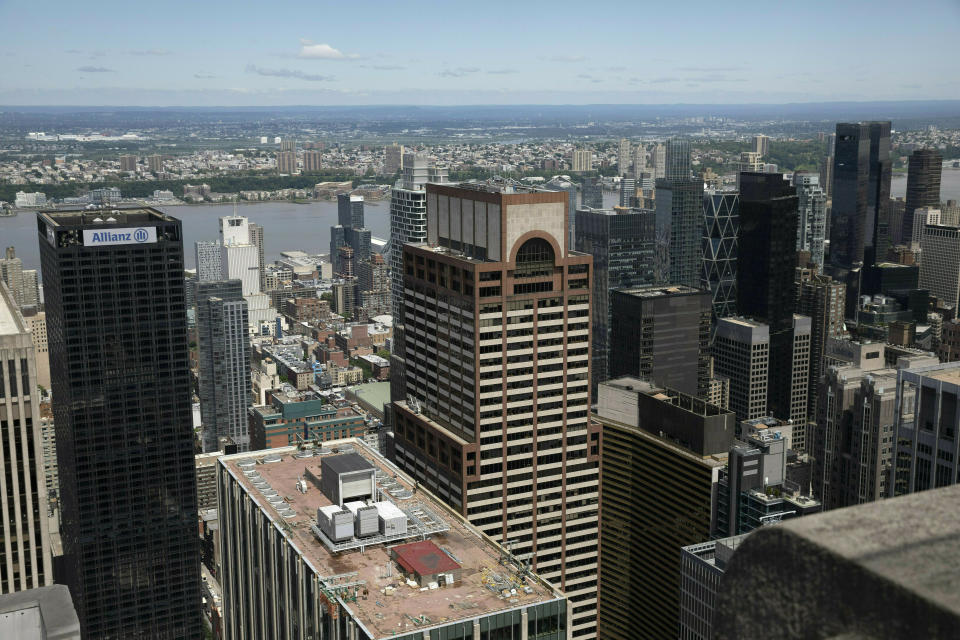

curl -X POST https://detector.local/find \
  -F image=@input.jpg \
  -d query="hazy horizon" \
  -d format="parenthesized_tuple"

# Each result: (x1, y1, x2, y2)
(2, 0, 957, 107)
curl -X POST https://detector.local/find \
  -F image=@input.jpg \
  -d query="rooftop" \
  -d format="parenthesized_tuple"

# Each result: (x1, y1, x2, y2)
(38, 206, 172, 227)
(221, 441, 561, 638)
(618, 284, 704, 298)
(0, 282, 23, 336)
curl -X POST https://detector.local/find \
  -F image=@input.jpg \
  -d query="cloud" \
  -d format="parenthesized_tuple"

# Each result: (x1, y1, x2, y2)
(606, 66, 626, 72)
(372, 64, 405, 70)
(194, 73, 217, 79)
(550, 55, 585, 62)
(487, 68, 518, 75)
(439, 67, 480, 78)
(65, 49, 82, 54)
(76, 66, 114, 73)
(130, 49, 171, 56)
(650, 77, 680, 83)
(902, 83, 922, 89)
(297, 40, 357, 59)
(676, 66, 744, 72)
(245, 64, 333, 81)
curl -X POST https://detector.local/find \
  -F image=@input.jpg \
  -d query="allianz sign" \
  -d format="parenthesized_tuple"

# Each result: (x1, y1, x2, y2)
(82, 227, 157, 246)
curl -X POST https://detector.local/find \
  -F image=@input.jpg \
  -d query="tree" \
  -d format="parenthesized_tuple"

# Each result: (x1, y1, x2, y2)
(376, 349, 390, 359)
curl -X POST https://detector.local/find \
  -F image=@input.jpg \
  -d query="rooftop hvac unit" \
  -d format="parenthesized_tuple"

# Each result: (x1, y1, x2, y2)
(345, 501, 380, 537)
(317, 505, 354, 541)
(263, 454, 283, 464)
(374, 501, 407, 536)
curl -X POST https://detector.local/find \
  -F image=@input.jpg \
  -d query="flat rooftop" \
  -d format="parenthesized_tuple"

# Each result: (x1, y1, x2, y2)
(619, 284, 704, 298)
(38, 207, 174, 227)
(0, 286, 21, 336)
(221, 441, 560, 638)
(928, 367, 960, 385)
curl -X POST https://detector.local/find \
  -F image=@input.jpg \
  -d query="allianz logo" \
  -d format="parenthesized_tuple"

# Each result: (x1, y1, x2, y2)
(89, 228, 150, 243)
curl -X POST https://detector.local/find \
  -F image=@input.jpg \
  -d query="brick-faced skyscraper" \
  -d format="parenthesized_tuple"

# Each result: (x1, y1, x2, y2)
(390, 183, 601, 638)
(39, 209, 200, 638)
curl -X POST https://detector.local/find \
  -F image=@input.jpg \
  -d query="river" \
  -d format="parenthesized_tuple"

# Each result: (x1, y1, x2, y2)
(0, 199, 392, 274)
(3, 168, 960, 276)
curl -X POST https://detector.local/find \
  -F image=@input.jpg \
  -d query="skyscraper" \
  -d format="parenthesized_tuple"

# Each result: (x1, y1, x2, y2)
(794, 173, 828, 270)
(196, 280, 251, 452)
(571, 148, 592, 172)
(384, 142, 404, 175)
(388, 152, 448, 402)
(903, 149, 943, 245)
(390, 183, 600, 639)
(829, 121, 891, 271)
(595, 377, 734, 639)
(797, 273, 846, 422)
(665, 139, 692, 180)
(576, 207, 657, 389)
(276, 150, 296, 174)
(651, 143, 666, 179)
(38, 209, 200, 637)
(302, 150, 322, 173)
(753, 135, 770, 157)
(713, 317, 769, 422)
(736, 173, 808, 424)
(0, 281, 53, 594)
(617, 138, 631, 176)
(608, 285, 711, 398)
(581, 177, 604, 209)
(0, 246, 25, 308)
(701, 190, 740, 323)
(632, 143, 646, 178)
(736, 172, 799, 332)
(195, 240, 223, 281)
(247, 222, 265, 290)
(891, 361, 960, 497)
(338, 193, 365, 229)
(919, 224, 960, 310)
(655, 142, 704, 288)
(618, 177, 636, 207)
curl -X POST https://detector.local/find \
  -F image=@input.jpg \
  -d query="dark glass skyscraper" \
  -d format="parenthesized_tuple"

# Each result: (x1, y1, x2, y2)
(609, 285, 712, 398)
(575, 207, 656, 389)
(735, 174, 807, 424)
(701, 190, 740, 324)
(737, 173, 799, 333)
(38, 209, 200, 638)
(655, 141, 704, 290)
(337, 192, 365, 228)
(903, 148, 942, 245)
(829, 121, 891, 270)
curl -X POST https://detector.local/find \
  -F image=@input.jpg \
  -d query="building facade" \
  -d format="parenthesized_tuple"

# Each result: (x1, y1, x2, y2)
(390, 183, 600, 638)
(0, 282, 53, 594)
(794, 172, 827, 269)
(829, 121, 891, 271)
(197, 280, 252, 452)
(38, 209, 200, 637)
(388, 153, 449, 404)
(701, 190, 740, 324)
(891, 362, 960, 497)
(575, 207, 656, 389)
(903, 148, 942, 245)
(608, 285, 711, 398)
(919, 224, 960, 310)
(713, 318, 769, 423)
(195, 240, 223, 281)
(596, 378, 734, 639)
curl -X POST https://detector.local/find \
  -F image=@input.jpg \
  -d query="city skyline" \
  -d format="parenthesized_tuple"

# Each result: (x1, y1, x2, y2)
(0, 0, 958, 106)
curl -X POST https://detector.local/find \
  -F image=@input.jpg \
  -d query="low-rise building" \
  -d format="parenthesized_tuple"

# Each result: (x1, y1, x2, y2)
(248, 391, 366, 449)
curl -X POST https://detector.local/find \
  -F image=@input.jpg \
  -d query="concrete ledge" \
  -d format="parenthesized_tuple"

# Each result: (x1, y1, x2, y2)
(714, 484, 960, 639)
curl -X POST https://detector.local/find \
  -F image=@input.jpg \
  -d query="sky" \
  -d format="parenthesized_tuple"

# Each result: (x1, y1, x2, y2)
(1, 0, 958, 106)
